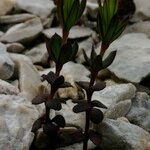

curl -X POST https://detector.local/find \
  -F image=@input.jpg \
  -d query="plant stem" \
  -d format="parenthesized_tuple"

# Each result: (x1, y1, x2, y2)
(83, 71, 98, 150)
(62, 29, 69, 44)
(100, 42, 109, 57)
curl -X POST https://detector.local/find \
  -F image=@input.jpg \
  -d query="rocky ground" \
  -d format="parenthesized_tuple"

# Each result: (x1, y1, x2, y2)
(0, 0, 150, 150)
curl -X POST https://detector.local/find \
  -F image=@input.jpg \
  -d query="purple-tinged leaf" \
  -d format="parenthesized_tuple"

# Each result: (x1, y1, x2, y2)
(76, 81, 90, 91)
(91, 100, 107, 109)
(52, 115, 66, 128)
(31, 118, 42, 133)
(89, 129, 101, 145)
(90, 108, 104, 124)
(73, 101, 89, 113)
(59, 82, 73, 88)
(32, 94, 49, 105)
(91, 82, 106, 92)
(46, 99, 62, 111)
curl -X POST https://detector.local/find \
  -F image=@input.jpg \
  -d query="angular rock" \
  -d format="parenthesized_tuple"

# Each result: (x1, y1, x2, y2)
(126, 92, 150, 132)
(15, 0, 55, 19)
(0, 79, 19, 95)
(93, 83, 136, 108)
(0, 13, 36, 24)
(0, 17, 43, 44)
(0, 31, 4, 37)
(134, 0, 150, 20)
(10, 54, 42, 100)
(0, 94, 41, 150)
(104, 33, 150, 83)
(25, 43, 48, 65)
(43, 26, 93, 40)
(98, 119, 150, 150)
(0, 42, 14, 80)
(105, 100, 132, 119)
(0, 0, 15, 16)
(6, 42, 25, 53)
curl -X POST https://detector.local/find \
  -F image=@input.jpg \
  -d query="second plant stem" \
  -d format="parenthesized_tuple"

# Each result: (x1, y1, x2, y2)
(83, 71, 98, 150)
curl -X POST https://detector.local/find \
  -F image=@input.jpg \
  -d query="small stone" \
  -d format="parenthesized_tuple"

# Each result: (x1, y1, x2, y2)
(6, 42, 25, 53)
(15, 0, 56, 19)
(105, 100, 132, 119)
(10, 54, 42, 100)
(25, 43, 48, 65)
(0, 79, 19, 95)
(0, 42, 14, 80)
(0, 13, 36, 24)
(0, 17, 43, 44)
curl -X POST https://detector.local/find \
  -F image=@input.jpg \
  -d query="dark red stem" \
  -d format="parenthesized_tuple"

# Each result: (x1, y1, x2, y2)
(83, 71, 98, 150)
(62, 29, 69, 44)
(100, 42, 109, 57)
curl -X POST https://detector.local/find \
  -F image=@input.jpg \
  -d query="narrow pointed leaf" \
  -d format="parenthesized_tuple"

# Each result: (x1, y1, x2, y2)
(83, 50, 91, 66)
(90, 108, 104, 124)
(31, 118, 42, 133)
(89, 129, 101, 145)
(103, 51, 117, 68)
(59, 82, 73, 88)
(32, 94, 48, 105)
(91, 100, 107, 109)
(92, 55, 103, 71)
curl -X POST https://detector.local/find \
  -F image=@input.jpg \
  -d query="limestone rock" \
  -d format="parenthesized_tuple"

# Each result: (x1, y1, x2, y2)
(10, 54, 42, 100)
(15, 0, 55, 19)
(93, 83, 136, 108)
(0, 42, 14, 80)
(0, 17, 43, 44)
(104, 33, 150, 83)
(126, 92, 150, 132)
(98, 118, 150, 150)
(0, 13, 36, 24)
(0, 0, 15, 16)
(0, 94, 41, 150)
(105, 100, 132, 119)
(0, 79, 19, 95)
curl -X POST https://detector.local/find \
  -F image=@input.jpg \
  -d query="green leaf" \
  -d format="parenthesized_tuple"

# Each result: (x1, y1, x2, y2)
(78, 0, 87, 19)
(83, 50, 91, 66)
(92, 55, 103, 71)
(46, 33, 62, 62)
(103, 51, 117, 68)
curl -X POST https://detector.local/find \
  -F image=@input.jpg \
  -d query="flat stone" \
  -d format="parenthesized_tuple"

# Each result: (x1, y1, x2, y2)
(0, 42, 14, 80)
(15, 0, 55, 19)
(126, 92, 150, 132)
(25, 43, 48, 65)
(0, 79, 19, 95)
(105, 100, 132, 119)
(0, 0, 15, 16)
(0, 17, 43, 44)
(98, 118, 150, 150)
(0, 13, 36, 24)
(42, 26, 93, 40)
(6, 42, 25, 53)
(0, 94, 42, 150)
(10, 54, 42, 100)
(103, 33, 150, 83)
(93, 83, 136, 108)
